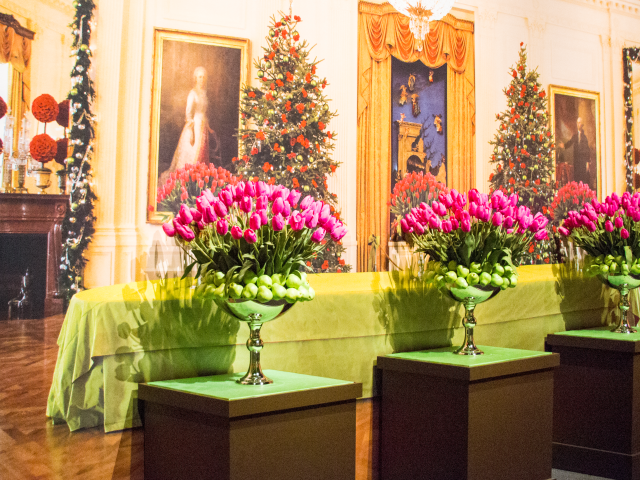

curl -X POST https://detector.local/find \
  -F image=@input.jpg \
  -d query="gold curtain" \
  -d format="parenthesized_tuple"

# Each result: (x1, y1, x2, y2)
(357, 2, 475, 272)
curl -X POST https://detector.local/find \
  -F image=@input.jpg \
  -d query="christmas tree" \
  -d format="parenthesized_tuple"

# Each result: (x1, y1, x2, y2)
(234, 13, 351, 273)
(488, 43, 557, 264)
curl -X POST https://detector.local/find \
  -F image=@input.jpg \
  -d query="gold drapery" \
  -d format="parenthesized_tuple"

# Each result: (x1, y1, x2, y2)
(357, 2, 475, 272)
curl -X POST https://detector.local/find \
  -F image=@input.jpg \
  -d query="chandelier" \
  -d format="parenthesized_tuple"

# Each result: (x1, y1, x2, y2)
(388, 0, 455, 51)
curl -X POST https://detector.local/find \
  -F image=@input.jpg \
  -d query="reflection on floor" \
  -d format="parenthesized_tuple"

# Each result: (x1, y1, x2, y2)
(0, 315, 617, 480)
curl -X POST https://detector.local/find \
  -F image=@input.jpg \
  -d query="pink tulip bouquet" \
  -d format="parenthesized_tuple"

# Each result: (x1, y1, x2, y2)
(559, 192, 640, 333)
(401, 188, 548, 293)
(162, 180, 347, 306)
(400, 188, 549, 355)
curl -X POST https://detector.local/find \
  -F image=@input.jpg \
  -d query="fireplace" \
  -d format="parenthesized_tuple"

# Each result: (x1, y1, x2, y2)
(0, 194, 68, 319)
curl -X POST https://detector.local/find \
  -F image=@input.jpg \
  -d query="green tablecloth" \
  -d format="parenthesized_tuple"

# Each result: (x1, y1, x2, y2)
(46, 265, 624, 432)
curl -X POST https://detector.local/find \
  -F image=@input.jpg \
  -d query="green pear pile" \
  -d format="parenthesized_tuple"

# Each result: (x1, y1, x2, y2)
(425, 260, 518, 291)
(585, 254, 640, 277)
(195, 270, 315, 304)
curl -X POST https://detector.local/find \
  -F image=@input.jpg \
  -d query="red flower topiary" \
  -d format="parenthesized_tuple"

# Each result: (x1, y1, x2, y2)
(54, 137, 69, 165)
(56, 100, 70, 128)
(32, 94, 59, 123)
(30, 133, 57, 163)
(0, 96, 6, 120)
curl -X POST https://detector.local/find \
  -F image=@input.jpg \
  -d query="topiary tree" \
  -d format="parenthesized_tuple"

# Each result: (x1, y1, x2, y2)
(233, 12, 350, 273)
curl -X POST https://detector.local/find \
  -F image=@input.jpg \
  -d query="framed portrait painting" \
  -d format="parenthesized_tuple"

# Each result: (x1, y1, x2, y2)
(147, 29, 250, 223)
(549, 85, 601, 197)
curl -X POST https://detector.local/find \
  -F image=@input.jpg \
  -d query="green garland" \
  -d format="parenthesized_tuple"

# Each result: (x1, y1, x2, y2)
(624, 47, 640, 193)
(59, 0, 97, 304)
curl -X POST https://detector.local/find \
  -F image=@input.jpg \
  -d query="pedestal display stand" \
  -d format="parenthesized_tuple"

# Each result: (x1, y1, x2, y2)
(547, 328, 640, 480)
(138, 370, 362, 480)
(378, 346, 559, 480)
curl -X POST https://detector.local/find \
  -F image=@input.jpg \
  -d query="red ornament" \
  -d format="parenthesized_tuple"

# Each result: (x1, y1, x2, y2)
(32, 94, 59, 123)
(0, 96, 7, 120)
(56, 100, 70, 128)
(54, 137, 69, 165)
(30, 133, 57, 163)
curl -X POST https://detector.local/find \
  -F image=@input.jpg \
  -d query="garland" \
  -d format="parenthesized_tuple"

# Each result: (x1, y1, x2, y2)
(623, 47, 640, 193)
(59, 0, 97, 303)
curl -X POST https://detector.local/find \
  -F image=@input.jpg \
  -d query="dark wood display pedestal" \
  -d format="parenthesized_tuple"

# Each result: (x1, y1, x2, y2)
(547, 328, 640, 480)
(378, 346, 559, 480)
(138, 370, 362, 480)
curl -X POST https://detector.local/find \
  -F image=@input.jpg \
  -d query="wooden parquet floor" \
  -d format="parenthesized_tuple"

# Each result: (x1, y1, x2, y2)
(0, 315, 143, 480)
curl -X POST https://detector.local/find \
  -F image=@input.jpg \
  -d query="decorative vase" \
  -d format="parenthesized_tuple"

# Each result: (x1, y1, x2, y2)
(215, 298, 294, 385)
(597, 274, 640, 333)
(444, 284, 501, 355)
(33, 167, 52, 194)
(56, 169, 67, 195)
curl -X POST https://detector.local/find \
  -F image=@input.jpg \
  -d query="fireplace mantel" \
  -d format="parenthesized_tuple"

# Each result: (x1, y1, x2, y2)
(0, 194, 68, 317)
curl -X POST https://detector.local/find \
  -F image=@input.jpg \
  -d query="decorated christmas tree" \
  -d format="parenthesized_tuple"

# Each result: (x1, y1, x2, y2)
(233, 13, 351, 273)
(488, 43, 557, 264)
(58, 0, 97, 303)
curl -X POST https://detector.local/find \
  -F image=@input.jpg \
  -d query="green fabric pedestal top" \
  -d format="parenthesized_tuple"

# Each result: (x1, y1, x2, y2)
(385, 346, 552, 367)
(552, 326, 640, 342)
(147, 370, 354, 401)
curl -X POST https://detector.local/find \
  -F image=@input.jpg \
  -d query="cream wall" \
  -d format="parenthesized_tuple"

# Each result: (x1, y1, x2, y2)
(84, 0, 640, 287)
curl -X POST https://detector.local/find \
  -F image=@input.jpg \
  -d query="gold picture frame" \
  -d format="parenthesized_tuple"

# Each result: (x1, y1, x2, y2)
(147, 29, 250, 224)
(548, 85, 601, 199)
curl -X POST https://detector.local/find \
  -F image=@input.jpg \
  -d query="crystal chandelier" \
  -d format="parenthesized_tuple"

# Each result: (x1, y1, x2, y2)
(388, 0, 455, 51)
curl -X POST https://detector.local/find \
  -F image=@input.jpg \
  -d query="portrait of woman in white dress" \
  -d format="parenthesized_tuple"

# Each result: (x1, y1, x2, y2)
(159, 67, 219, 184)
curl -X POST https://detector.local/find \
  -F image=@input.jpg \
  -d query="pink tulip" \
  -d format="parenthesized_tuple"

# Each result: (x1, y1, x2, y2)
(439, 192, 453, 208)
(615, 217, 624, 229)
(414, 222, 425, 234)
(272, 197, 285, 215)
(202, 205, 216, 224)
(179, 204, 194, 224)
(289, 211, 304, 231)
(442, 220, 452, 233)
(330, 223, 348, 241)
(469, 202, 478, 217)
(244, 228, 257, 243)
(162, 222, 176, 237)
(214, 201, 228, 218)
(586, 221, 597, 232)
(219, 190, 234, 207)
(622, 228, 630, 239)
(244, 181, 257, 198)
(559, 226, 570, 236)
(190, 208, 202, 223)
(492, 212, 504, 227)
(319, 204, 331, 224)
(202, 189, 215, 203)
(272, 213, 285, 231)
(450, 218, 459, 230)
(233, 183, 245, 201)
(461, 219, 471, 232)
(231, 226, 243, 240)
(312, 201, 323, 214)
(256, 181, 268, 197)
(311, 227, 326, 243)
(216, 218, 229, 235)
(250, 212, 262, 230)
(401, 218, 413, 233)
(300, 195, 314, 210)
(240, 196, 253, 213)
(257, 195, 269, 210)
(288, 190, 301, 207)
(605, 220, 614, 233)
(509, 194, 519, 207)
(428, 216, 441, 230)
(323, 215, 337, 231)
(282, 200, 292, 217)
(504, 216, 514, 228)
(306, 212, 319, 229)
(174, 221, 195, 241)
(468, 189, 479, 203)
(196, 196, 210, 212)
(259, 209, 268, 226)
(534, 229, 548, 241)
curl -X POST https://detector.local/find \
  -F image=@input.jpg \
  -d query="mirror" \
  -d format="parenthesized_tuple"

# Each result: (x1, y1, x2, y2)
(634, 60, 640, 187)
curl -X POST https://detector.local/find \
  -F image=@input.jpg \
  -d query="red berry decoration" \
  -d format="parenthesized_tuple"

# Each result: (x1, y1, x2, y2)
(56, 100, 70, 128)
(0, 96, 7, 120)
(32, 94, 59, 124)
(30, 133, 58, 163)
(54, 137, 69, 165)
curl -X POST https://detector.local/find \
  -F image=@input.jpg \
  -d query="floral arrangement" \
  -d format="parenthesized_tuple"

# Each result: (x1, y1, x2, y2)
(162, 180, 347, 304)
(390, 171, 448, 238)
(400, 189, 548, 290)
(54, 138, 69, 165)
(29, 133, 57, 163)
(559, 192, 640, 276)
(156, 163, 240, 214)
(548, 181, 596, 229)
(56, 100, 70, 129)
(32, 94, 59, 124)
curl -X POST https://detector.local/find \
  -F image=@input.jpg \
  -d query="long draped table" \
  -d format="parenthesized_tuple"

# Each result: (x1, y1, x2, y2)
(47, 265, 622, 432)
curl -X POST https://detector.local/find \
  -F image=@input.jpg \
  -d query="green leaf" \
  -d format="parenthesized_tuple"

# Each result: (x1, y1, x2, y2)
(625, 246, 633, 266)
(181, 261, 197, 279)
